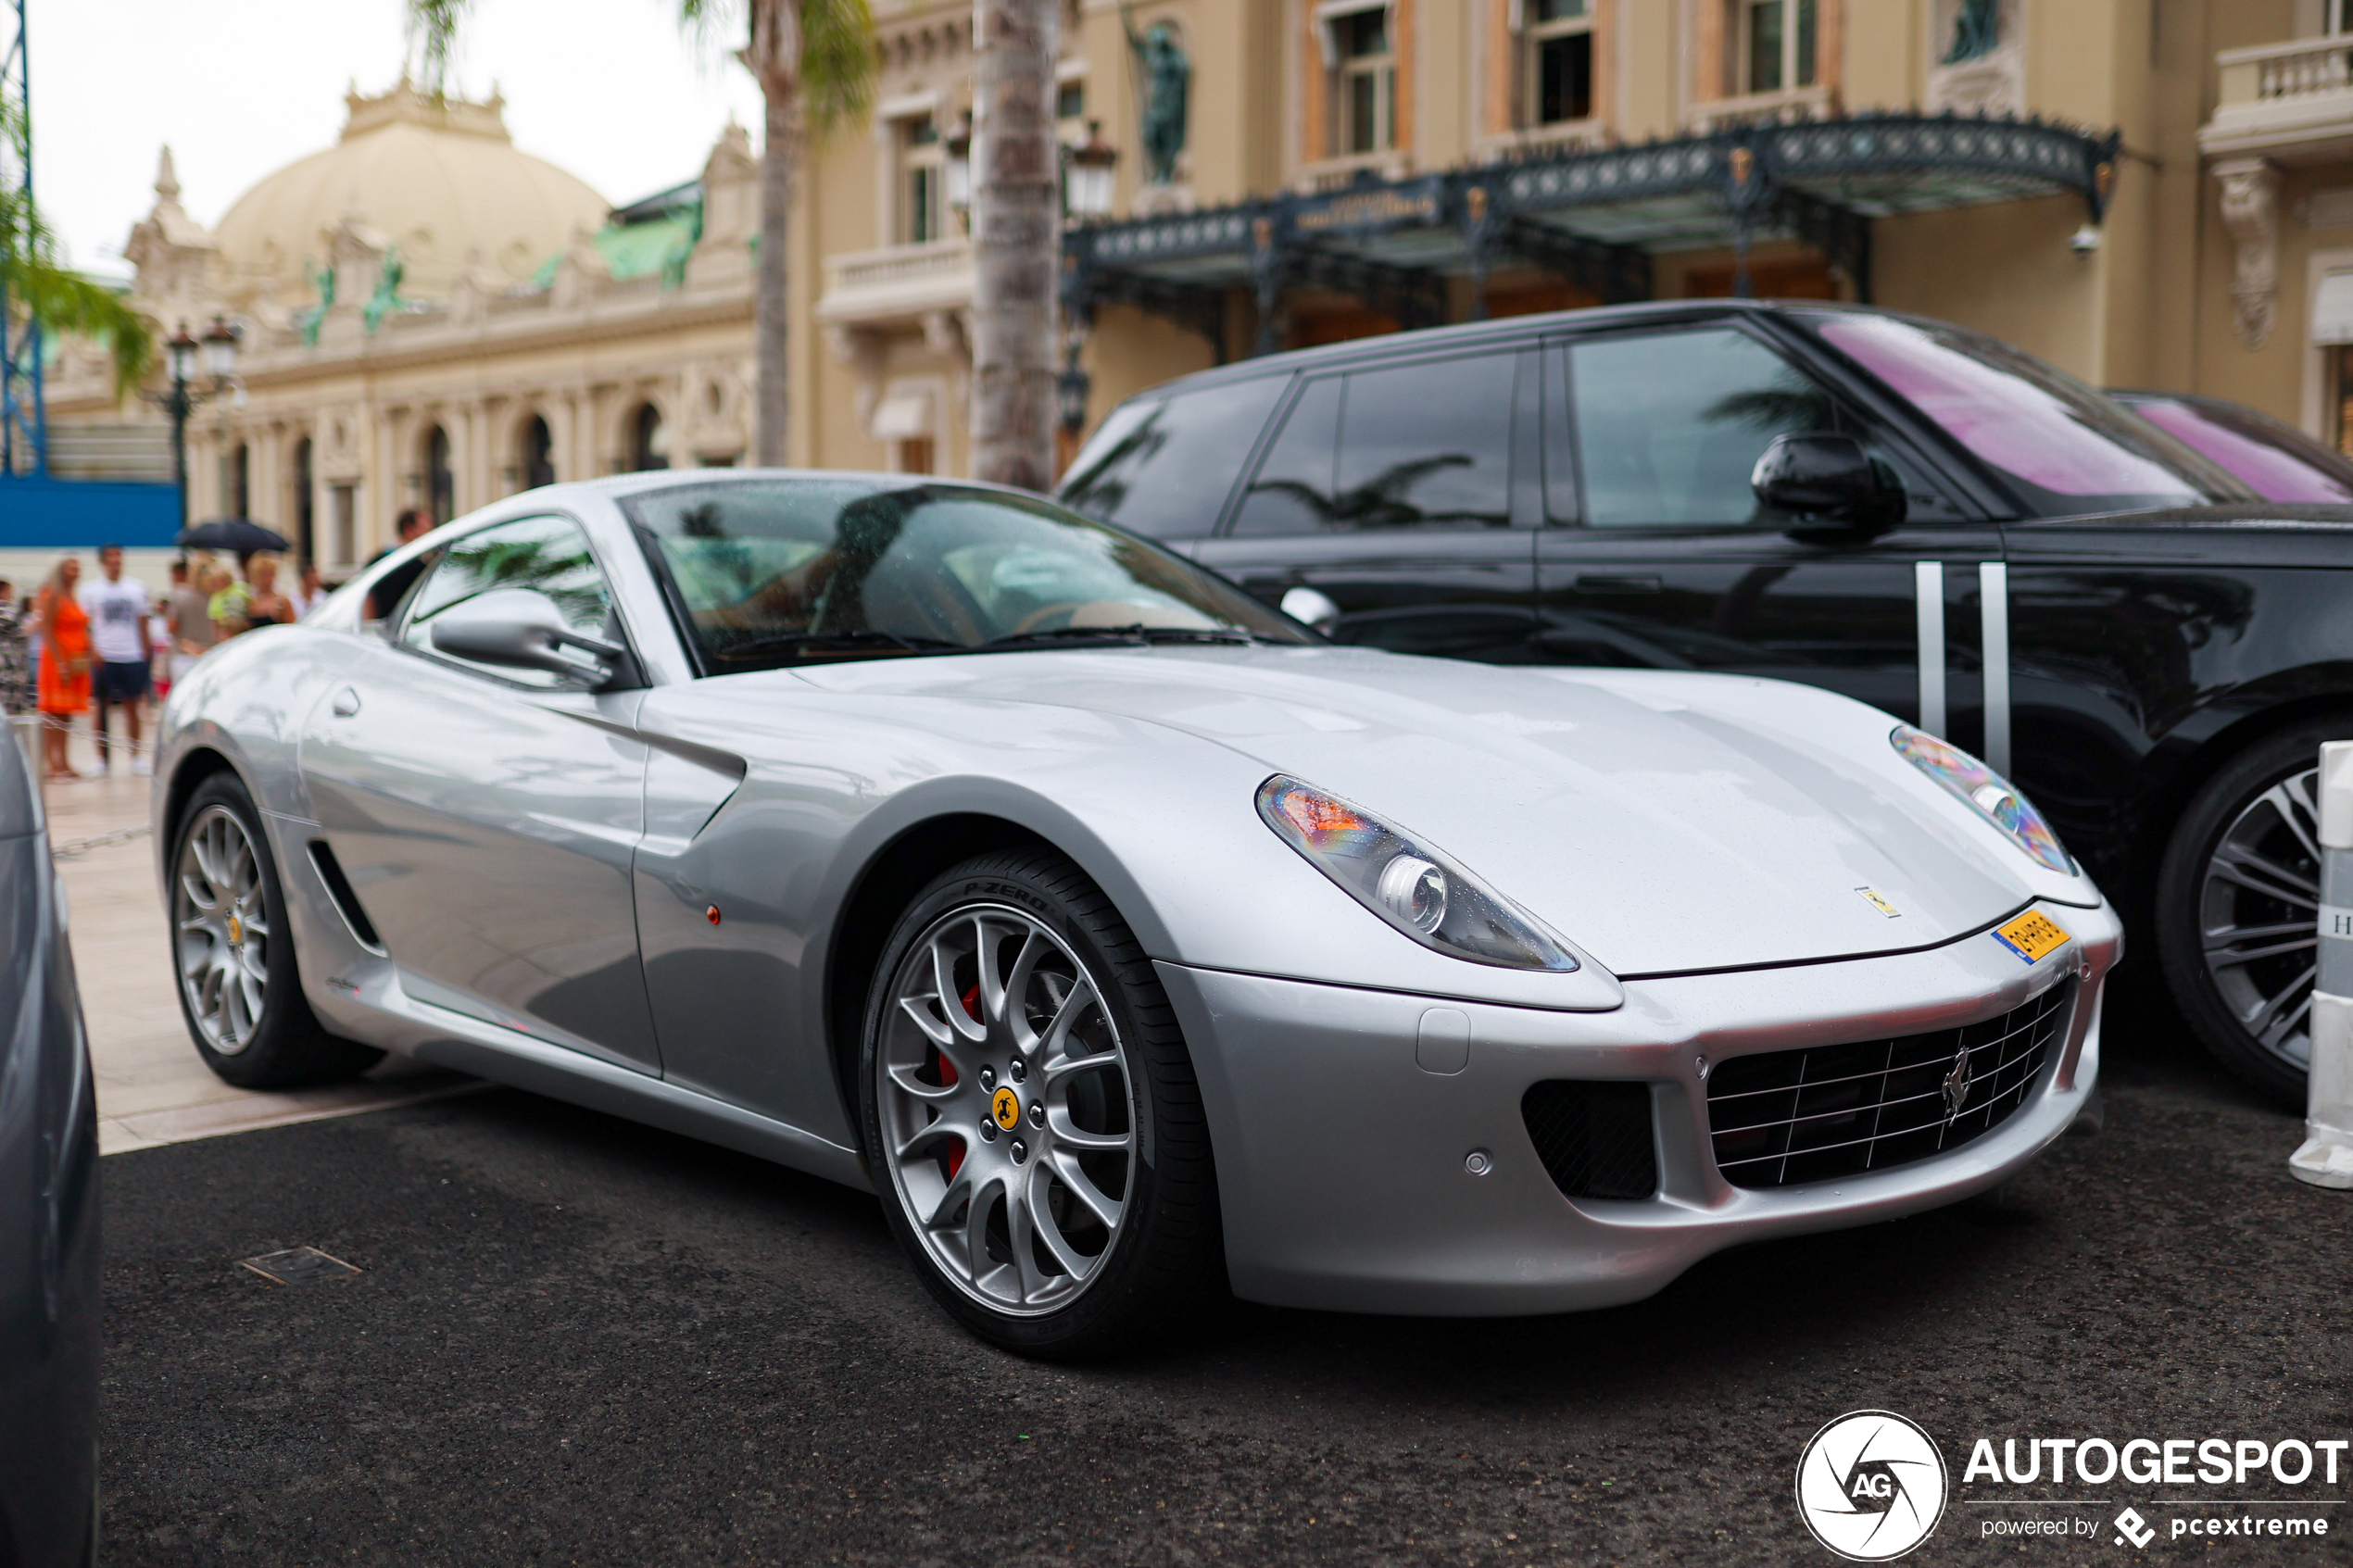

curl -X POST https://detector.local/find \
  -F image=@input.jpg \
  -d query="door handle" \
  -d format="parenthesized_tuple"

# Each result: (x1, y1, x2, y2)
(331, 688, 361, 718)
(1574, 574, 1664, 595)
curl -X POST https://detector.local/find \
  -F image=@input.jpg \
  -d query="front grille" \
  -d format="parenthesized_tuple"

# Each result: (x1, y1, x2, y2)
(1706, 981, 2072, 1190)
(1522, 1081, 1658, 1199)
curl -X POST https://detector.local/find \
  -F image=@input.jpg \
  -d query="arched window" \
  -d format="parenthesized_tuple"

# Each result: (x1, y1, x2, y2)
(425, 423, 455, 523)
(229, 441, 251, 517)
(522, 416, 555, 490)
(631, 402, 669, 471)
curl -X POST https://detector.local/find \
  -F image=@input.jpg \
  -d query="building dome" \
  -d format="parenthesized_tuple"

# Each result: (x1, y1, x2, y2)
(212, 81, 610, 310)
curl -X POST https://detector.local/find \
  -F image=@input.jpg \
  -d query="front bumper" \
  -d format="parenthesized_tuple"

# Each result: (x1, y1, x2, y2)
(1158, 898, 2119, 1316)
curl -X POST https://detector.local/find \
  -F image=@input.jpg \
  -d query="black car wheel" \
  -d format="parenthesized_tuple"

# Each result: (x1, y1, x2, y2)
(858, 847, 1222, 1358)
(170, 772, 384, 1089)
(2156, 722, 2340, 1105)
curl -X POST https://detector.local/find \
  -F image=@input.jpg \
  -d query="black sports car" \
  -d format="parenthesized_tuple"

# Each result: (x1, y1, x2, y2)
(0, 738, 101, 1565)
(1061, 300, 2353, 1103)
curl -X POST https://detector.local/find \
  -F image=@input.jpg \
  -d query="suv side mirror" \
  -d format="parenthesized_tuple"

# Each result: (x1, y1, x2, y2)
(430, 587, 625, 684)
(1752, 432, 1906, 535)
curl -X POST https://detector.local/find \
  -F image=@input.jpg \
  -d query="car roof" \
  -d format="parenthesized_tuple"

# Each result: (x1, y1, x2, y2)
(1116, 297, 1909, 402)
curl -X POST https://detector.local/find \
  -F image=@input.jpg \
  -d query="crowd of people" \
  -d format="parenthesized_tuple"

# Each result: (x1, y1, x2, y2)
(0, 544, 332, 782)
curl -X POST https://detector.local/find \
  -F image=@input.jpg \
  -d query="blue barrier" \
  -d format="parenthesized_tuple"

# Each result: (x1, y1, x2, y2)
(0, 476, 182, 547)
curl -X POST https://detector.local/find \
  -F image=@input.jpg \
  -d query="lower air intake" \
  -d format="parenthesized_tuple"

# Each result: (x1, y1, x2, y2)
(1521, 1081, 1658, 1200)
(1707, 980, 2073, 1190)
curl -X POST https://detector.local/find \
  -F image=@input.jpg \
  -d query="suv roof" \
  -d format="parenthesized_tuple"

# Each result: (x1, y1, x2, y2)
(1127, 298, 1906, 399)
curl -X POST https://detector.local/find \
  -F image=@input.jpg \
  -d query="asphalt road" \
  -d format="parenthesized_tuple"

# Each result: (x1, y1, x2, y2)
(99, 988, 2350, 1567)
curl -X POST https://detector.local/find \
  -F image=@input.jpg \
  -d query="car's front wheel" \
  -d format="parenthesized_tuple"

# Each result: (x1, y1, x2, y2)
(859, 848, 1222, 1358)
(2156, 722, 2339, 1106)
(170, 772, 384, 1088)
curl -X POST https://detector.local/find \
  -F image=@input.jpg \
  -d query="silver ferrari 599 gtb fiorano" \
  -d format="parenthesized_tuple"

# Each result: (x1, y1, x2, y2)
(157, 472, 2118, 1355)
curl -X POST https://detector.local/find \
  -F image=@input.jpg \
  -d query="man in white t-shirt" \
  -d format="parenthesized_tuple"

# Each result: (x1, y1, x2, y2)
(80, 544, 154, 774)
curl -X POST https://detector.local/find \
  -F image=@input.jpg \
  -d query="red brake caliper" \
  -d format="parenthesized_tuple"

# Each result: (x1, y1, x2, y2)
(940, 982, 985, 1180)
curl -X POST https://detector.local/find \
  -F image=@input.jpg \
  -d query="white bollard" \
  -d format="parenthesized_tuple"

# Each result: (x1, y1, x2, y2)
(2292, 741, 2353, 1188)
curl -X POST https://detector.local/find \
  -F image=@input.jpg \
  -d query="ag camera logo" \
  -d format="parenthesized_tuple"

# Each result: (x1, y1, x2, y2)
(1796, 1411, 1950, 1562)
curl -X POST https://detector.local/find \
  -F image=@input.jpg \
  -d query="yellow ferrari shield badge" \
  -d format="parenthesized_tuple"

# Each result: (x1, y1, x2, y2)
(991, 1086, 1022, 1131)
(1994, 909, 2070, 964)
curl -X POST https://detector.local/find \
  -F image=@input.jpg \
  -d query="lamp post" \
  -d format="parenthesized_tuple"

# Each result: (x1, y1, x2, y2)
(944, 111, 975, 232)
(140, 315, 241, 530)
(1063, 121, 1119, 223)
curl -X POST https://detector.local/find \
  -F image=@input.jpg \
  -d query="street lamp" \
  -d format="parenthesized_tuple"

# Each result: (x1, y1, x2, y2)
(141, 316, 241, 529)
(1063, 121, 1119, 223)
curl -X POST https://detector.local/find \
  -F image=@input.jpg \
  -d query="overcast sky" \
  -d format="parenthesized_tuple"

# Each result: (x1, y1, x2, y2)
(35, 0, 768, 283)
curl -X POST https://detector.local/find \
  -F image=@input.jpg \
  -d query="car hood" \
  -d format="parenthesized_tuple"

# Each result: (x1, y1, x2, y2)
(791, 646, 2037, 976)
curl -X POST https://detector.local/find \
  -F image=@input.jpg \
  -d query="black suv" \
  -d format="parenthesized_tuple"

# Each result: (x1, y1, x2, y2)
(1059, 300, 2353, 1103)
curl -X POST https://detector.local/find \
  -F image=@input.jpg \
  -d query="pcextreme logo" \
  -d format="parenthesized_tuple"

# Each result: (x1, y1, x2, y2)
(1796, 1411, 1951, 1562)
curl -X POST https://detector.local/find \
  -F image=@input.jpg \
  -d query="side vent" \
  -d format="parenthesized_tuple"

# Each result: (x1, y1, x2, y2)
(1521, 1081, 1658, 1200)
(307, 841, 386, 954)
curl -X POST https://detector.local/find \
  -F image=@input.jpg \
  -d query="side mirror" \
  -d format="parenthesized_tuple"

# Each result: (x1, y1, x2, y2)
(1752, 433, 1906, 535)
(429, 588, 624, 684)
(1278, 584, 1342, 635)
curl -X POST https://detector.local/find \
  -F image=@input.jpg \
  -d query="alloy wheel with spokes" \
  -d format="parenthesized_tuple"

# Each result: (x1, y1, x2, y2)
(877, 903, 1137, 1317)
(860, 848, 1223, 1357)
(2195, 764, 2320, 1074)
(175, 802, 273, 1056)
(167, 771, 384, 1089)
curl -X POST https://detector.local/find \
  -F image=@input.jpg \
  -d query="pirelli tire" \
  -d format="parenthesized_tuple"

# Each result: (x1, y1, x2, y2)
(858, 847, 1224, 1359)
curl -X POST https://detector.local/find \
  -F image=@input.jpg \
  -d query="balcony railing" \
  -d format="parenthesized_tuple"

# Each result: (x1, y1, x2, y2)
(2205, 35, 2353, 158)
(2219, 35, 2353, 107)
(824, 241, 973, 295)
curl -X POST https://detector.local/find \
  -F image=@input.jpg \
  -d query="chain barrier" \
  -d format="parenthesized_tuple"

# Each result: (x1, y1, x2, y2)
(50, 823, 153, 861)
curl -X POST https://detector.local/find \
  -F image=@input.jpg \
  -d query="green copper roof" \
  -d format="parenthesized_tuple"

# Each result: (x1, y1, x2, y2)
(531, 201, 702, 291)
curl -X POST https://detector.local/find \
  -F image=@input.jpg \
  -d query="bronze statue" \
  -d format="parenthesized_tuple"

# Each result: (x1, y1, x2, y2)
(1943, 0, 2001, 65)
(1123, 4, 1190, 185)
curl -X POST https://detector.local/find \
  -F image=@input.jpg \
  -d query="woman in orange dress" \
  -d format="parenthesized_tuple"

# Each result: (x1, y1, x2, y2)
(34, 557, 91, 780)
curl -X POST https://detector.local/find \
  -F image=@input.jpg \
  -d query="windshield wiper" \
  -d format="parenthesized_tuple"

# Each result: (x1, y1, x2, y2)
(715, 629, 959, 661)
(979, 623, 1265, 651)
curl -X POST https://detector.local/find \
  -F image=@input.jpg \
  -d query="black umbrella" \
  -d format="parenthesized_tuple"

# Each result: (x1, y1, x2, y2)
(178, 518, 289, 554)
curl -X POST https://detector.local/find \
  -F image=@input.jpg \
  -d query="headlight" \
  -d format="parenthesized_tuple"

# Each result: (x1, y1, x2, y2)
(1255, 775, 1579, 971)
(1890, 725, 2073, 873)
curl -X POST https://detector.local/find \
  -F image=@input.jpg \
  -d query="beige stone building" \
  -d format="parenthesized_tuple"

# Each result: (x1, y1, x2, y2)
(45, 0, 2353, 565)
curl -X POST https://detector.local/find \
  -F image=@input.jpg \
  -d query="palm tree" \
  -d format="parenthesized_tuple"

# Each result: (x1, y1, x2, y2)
(405, 0, 874, 467)
(967, 0, 1060, 493)
(0, 99, 153, 418)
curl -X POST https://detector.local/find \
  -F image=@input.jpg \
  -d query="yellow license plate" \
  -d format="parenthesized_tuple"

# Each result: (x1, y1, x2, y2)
(1994, 910, 2070, 964)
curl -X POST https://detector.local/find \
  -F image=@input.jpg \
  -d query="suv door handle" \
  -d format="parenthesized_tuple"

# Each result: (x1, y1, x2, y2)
(331, 688, 361, 718)
(1574, 574, 1663, 595)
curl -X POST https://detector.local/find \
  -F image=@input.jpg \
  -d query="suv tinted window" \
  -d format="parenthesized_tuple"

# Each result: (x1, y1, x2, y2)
(1231, 354, 1516, 534)
(1057, 377, 1289, 538)
(398, 514, 617, 689)
(1568, 327, 1841, 527)
(1230, 376, 1341, 535)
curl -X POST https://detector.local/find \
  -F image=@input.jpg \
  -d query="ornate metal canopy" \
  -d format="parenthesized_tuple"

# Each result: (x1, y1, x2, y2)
(1061, 111, 2121, 365)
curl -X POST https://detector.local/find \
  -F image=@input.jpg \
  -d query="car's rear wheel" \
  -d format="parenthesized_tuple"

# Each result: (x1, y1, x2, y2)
(170, 773, 384, 1088)
(859, 848, 1222, 1358)
(2157, 723, 2337, 1105)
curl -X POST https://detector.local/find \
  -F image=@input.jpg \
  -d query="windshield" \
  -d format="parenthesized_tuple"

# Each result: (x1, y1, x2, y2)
(1804, 312, 2253, 515)
(2118, 395, 2353, 505)
(623, 477, 1309, 671)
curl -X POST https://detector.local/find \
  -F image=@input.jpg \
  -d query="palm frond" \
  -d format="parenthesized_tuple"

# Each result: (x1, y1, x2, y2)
(798, 0, 876, 141)
(403, 0, 474, 96)
(0, 98, 153, 397)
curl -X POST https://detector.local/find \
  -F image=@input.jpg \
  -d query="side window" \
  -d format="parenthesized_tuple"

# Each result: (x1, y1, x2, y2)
(1054, 377, 1289, 539)
(398, 514, 618, 689)
(1333, 355, 1516, 530)
(1230, 376, 1341, 535)
(1567, 327, 1842, 527)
